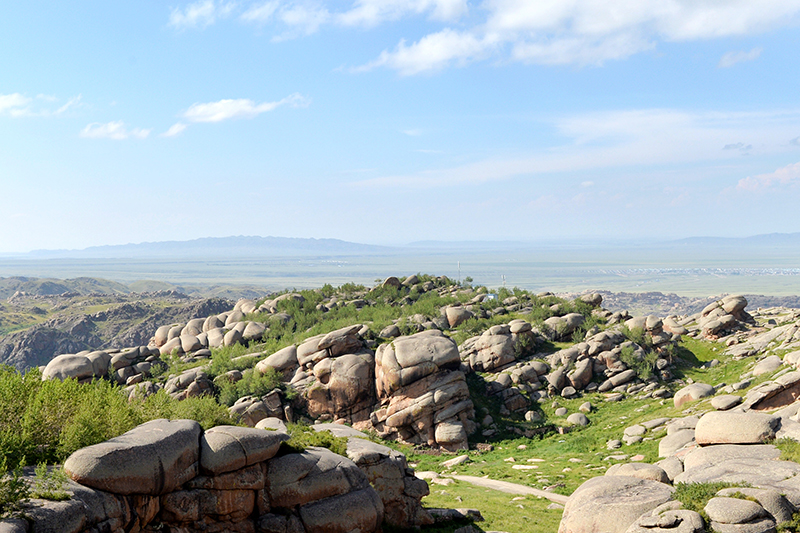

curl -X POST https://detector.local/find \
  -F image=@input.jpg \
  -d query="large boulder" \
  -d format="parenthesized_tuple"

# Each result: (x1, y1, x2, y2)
(200, 425, 289, 475)
(374, 331, 474, 451)
(694, 411, 779, 446)
(41, 353, 96, 381)
(558, 475, 675, 533)
(64, 419, 201, 495)
(674, 383, 715, 408)
(305, 350, 376, 423)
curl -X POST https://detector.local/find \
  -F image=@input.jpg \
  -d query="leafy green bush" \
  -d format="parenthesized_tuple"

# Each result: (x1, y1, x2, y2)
(618, 344, 659, 380)
(217, 368, 283, 407)
(0, 365, 236, 466)
(673, 481, 743, 514)
(281, 423, 349, 456)
(31, 463, 69, 501)
(0, 457, 29, 519)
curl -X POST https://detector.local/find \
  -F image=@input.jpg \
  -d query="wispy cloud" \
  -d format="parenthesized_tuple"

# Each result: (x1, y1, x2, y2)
(402, 128, 423, 136)
(736, 162, 800, 192)
(80, 121, 151, 140)
(723, 142, 753, 152)
(718, 47, 763, 68)
(356, 29, 496, 75)
(169, 0, 236, 29)
(338, 0, 468, 27)
(168, 1, 799, 73)
(0, 93, 82, 117)
(240, 1, 280, 22)
(161, 122, 188, 137)
(358, 1, 798, 74)
(0, 93, 32, 116)
(182, 93, 310, 122)
(351, 108, 800, 188)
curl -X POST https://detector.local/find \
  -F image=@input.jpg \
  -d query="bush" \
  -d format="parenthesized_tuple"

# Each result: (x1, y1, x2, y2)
(673, 481, 743, 515)
(0, 365, 236, 466)
(0, 457, 29, 519)
(618, 344, 659, 380)
(217, 368, 283, 407)
(31, 463, 69, 501)
(282, 423, 349, 456)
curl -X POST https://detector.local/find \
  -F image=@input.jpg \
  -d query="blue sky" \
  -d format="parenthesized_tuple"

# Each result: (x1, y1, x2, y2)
(2, 0, 800, 253)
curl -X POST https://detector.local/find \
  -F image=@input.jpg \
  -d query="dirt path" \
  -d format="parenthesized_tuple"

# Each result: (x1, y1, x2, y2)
(445, 475, 570, 505)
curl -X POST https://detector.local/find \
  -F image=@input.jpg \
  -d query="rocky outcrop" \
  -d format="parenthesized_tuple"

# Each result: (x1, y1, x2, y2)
(459, 320, 538, 372)
(373, 330, 475, 451)
(312, 423, 433, 528)
(24, 420, 391, 533)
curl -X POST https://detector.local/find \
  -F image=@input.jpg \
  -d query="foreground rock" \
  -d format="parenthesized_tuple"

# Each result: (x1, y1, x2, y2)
(558, 476, 674, 533)
(21, 419, 443, 533)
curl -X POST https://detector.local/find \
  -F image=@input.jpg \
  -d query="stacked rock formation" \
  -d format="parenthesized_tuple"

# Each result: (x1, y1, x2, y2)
(311, 423, 433, 528)
(41, 345, 163, 387)
(4, 418, 438, 533)
(152, 299, 266, 357)
(372, 330, 475, 451)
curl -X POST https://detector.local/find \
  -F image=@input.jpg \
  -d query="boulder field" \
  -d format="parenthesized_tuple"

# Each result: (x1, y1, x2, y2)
(28, 281, 800, 532)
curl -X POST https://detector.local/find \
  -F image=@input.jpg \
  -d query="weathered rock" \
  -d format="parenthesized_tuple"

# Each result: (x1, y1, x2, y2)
(200, 426, 289, 475)
(64, 419, 201, 495)
(694, 411, 779, 446)
(41, 353, 96, 381)
(558, 476, 675, 533)
(704, 497, 767, 524)
(658, 429, 695, 457)
(605, 463, 669, 484)
(674, 383, 715, 408)
(265, 447, 374, 508)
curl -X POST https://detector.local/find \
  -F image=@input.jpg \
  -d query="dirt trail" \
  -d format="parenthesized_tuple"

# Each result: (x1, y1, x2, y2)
(445, 475, 570, 505)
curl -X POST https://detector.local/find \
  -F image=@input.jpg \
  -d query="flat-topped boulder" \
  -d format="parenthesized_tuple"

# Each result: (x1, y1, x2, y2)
(200, 425, 289, 475)
(64, 418, 201, 495)
(694, 411, 779, 446)
(265, 446, 374, 508)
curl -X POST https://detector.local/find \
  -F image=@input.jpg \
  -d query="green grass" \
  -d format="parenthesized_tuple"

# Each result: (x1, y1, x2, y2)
(420, 481, 563, 533)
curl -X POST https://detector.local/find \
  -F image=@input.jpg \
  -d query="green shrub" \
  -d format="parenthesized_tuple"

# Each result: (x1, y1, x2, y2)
(618, 344, 659, 380)
(31, 463, 69, 501)
(281, 423, 349, 456)
(217, 368, 283, 407)
(673, 481, 743, 515)
(0, 456, 29, 518)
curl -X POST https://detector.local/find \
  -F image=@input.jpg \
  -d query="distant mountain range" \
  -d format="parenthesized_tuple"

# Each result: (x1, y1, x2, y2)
(23, 236, 394, 259)
(5, 232, 800, 260)
(670, 233, 800, 246)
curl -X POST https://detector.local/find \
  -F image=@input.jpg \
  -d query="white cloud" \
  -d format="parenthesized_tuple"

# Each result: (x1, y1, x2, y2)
(1, 93, 83, 117)
(182, 93, 310, 122)
(357, 29, 496, 75)
(736, 162, 800, 192)
(338, 0, 467, 27)
(360, 0, 800, 74)
(718, 47, 763, 68)
(0, 93, 32, 116)
(161, 122, 188, 137)
(240, 1, 280, 22)
(169, 0, 236, 29)
(80, 121, 151, 140)
(403, 129, 423, 136)
(272, 4, 331, 40)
